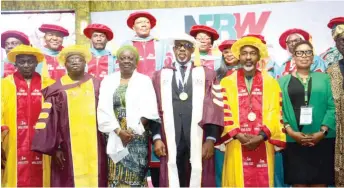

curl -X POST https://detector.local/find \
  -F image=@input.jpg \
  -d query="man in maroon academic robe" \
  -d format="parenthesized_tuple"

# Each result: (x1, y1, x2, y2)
(31, 45, 107, 187)
(1, 30, 30, 77)
(151, 33, 223, 187)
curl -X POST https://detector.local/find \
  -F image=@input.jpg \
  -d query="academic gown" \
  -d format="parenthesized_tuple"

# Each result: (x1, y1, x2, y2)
(87, 47, 115, 80)
(220, 69, 286, 187)
(151, 63, 223, 187)
(31, 74, 107, 187)
(1, 72, 53, 187)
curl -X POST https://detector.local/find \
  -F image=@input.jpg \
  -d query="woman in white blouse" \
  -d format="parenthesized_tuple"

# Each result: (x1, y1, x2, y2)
(97, 45, 160, 187)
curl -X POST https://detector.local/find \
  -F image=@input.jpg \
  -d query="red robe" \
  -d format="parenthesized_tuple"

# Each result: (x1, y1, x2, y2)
(1, 72, 48, 187)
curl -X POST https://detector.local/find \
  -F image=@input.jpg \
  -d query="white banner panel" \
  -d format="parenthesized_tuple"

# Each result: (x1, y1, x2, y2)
(91, 1, 344, 63)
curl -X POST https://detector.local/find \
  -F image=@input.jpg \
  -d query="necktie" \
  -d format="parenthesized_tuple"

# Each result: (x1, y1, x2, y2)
(179, 65, 186, 91)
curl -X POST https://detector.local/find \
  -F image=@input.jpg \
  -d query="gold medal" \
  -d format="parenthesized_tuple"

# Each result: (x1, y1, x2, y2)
(179, 92, 188, 101)
(248, 112, 256, 121)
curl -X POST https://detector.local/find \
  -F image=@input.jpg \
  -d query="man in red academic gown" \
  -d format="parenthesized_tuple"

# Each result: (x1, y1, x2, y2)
(1, 30, 30, 77)
(275, 28, 326, 78)
(189, 25, 222, 70)
(83, 23, 115, 80)
(125, 11, 167, 79)
(125, 11, 168, 187)
(151, 33, 223, 187)
(36, 24, 69, 80)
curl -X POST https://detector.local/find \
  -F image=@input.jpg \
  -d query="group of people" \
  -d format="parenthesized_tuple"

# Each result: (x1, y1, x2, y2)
(1, 10, 343, 188)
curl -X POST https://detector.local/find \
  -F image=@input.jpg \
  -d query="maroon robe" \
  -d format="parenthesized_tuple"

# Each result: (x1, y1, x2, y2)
(151, 63, 224, 187)
(31, 74, 107, 187)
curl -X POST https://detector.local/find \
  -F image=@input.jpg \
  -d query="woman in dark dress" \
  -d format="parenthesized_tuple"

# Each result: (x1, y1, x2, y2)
(278, 40, 336, 186)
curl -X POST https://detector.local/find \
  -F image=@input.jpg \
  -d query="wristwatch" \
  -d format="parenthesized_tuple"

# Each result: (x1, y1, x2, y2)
(320, 128, 328, 136)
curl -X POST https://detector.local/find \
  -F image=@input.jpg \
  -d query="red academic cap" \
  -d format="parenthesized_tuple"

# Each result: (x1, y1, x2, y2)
(327, 17, 344, 29)
(190, 25, 220, 41)
(127, 11, 157, 29)
(279, 28, 310, 49)
(1, 30, 30, 49)
(39, 24, 69, 37)
(218, 40, 236, 52)
(83, 23, 114, 41)
(244, 34, 266, 44)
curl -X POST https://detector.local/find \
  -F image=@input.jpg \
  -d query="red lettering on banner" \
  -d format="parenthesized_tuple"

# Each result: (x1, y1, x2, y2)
(234, 11, 271, 38)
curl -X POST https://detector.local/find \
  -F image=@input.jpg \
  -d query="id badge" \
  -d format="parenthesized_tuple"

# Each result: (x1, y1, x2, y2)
(300, 106, 313, 125)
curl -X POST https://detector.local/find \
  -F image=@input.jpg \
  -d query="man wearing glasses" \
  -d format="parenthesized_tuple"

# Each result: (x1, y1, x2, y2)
(274, 28, 326, 79)
(189, 25, 222, 71)
(151, 33, 223, 187)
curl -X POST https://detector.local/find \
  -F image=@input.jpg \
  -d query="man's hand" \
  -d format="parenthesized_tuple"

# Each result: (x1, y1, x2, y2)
(243, 135, 264, 150)
(154, 139, 166, 157)
(54, 150, 65, 170)
(119, 130, 134, 146)
(1, 147, 6, 169)
(235, 133, 250, 144)
(202, 140, 215, 160)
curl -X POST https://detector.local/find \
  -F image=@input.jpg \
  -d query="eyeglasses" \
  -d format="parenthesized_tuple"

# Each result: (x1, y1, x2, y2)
(294, 50, 313, 57)
(286, 38, 302, 45)
(175, 43, 194, 49)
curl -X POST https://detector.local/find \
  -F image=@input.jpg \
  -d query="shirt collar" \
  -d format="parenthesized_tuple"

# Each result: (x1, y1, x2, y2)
(175, 61, 192, 69)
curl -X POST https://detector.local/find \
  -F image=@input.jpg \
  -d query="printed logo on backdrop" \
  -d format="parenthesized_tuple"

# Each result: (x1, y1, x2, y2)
(184, 11, 271, 40)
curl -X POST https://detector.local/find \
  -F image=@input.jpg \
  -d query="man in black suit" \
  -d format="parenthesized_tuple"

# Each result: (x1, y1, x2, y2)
(150, 33, 223, 187)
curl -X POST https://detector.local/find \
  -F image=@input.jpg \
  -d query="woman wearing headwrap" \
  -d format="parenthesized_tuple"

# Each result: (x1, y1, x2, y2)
(326, 19, 344, 186)
(97, 45, 160, 187)
(321, 17, 344, 68)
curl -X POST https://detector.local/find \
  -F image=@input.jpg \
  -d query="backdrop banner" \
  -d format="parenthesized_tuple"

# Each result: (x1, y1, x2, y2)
(91, 1, 344, 64)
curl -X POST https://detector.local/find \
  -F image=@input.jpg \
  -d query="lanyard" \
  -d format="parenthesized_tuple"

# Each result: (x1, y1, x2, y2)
(296, 72, 311, 105)
(176, 64, 191, 91)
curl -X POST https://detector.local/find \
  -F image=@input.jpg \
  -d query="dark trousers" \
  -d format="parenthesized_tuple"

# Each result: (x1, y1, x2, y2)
(150, 167, 160, 187)
(177, 134, 191, 187)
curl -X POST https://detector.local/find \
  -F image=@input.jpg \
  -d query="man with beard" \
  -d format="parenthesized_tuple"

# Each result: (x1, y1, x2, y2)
(31, 45, 107, 187)
(125, 11, 167, 79)
(37, 24, 69, 80)
(274, 28, 326, 78)
(152, 33, 223, 187)
(189, 25, 222, 70)
(1, 45, 54, 187)
(220, 36, 286, 187)
(1, 30, 30, 77)
(83, 23, 115, 80)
